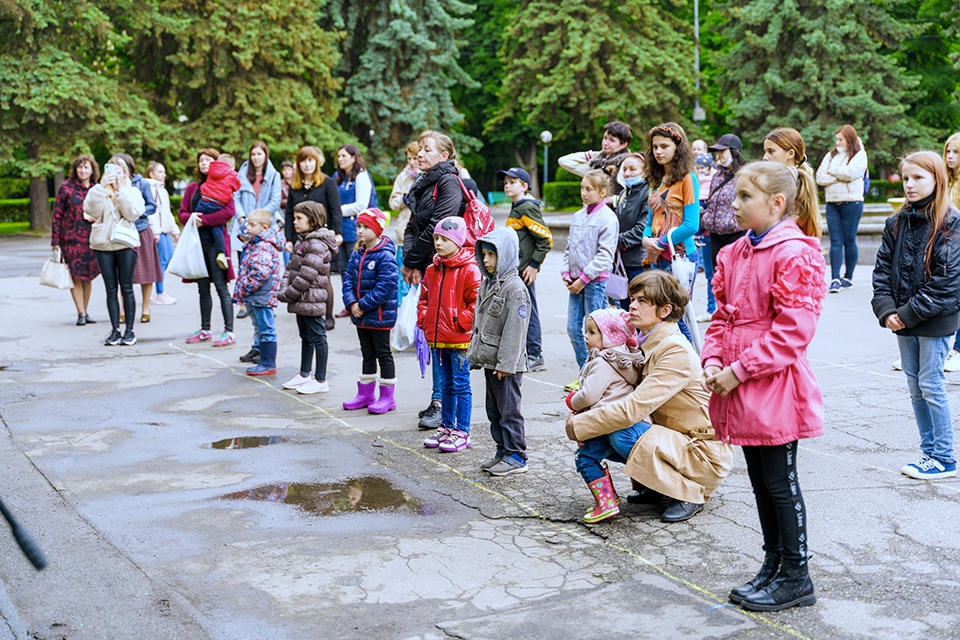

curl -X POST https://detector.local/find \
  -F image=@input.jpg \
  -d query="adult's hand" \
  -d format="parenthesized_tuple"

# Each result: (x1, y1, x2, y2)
(194, 213, 203, 227)
(522, 265, 538, 285)
(401, 265, 421, 286)
(642, 237, 663, 263)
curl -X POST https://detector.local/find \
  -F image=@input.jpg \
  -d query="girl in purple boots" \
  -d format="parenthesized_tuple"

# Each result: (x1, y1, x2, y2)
(342, 208, 400, 413)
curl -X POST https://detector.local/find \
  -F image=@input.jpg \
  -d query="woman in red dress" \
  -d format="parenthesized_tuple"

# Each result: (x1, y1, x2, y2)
(51, 155, 101, 325)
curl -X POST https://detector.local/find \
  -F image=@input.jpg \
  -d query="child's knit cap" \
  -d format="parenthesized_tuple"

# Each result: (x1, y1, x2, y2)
(588, 308, 638, 348)
(357, 207, 389, 237)
(433, 216, 467, 248)
(695, 153, 714, 168)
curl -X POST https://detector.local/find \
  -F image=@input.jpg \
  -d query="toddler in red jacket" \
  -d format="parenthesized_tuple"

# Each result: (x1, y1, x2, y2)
(198, 153, 242, 270)
(418, 217, 482, 453)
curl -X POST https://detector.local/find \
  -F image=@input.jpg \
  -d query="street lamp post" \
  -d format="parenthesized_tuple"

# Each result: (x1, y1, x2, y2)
(540, 130, 553, 189)
(693, 0, 705, 123)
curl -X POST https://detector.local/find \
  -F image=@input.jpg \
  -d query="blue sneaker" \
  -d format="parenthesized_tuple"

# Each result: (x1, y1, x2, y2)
(489, 454, 528, 476)
(829, 279, 842, 293)
(840, 277, 854, 289)
(901, 455, 957, 479)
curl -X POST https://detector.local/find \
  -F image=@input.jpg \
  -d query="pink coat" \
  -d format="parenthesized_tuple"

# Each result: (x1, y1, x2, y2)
(701, 218, 827, 446)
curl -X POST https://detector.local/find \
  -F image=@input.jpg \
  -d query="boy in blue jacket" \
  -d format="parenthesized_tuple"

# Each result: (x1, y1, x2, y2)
(342, 208, 400, 414)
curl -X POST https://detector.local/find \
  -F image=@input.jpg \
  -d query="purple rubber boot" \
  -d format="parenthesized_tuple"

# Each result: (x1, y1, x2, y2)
(368, 378, 397, 414)
(343, 376, 377, 410)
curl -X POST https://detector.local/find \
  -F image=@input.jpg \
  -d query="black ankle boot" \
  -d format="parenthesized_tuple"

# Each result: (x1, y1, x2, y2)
(740, 560, 815, 611)
(729, 552, 780, 603)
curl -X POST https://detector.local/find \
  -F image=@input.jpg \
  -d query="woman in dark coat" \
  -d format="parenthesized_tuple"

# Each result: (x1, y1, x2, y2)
(177, 148, 237, 346)
(285, 145, 342, 330)
(51, 154, 101, 325)
(614, 152, 650, 310)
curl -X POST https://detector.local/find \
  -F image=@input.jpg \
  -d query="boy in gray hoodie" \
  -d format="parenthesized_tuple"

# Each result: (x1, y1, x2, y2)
(466, 227, 531, 476)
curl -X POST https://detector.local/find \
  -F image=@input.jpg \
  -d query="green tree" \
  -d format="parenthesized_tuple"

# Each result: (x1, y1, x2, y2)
(490, 0, 695, 153)
(127, 0, 345, 170)
(0, 0, 172, 229)
(325, 0, 479, 176)
(718, 0, 930, 166)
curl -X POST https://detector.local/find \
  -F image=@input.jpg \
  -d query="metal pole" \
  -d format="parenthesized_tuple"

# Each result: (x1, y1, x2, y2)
(693, 0, 705, 123)
(543, 145, 549, 187)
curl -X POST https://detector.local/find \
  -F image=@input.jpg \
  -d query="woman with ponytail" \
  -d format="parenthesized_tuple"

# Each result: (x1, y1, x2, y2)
(763, 128, 822, 238)
(872, 151, 960, 481)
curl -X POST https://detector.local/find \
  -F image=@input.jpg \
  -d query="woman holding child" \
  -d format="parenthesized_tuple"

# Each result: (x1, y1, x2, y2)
(565, 270, 733, 523)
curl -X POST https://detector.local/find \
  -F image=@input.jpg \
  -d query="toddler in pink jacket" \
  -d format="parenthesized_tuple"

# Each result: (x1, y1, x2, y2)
(701, 161, 826, 614)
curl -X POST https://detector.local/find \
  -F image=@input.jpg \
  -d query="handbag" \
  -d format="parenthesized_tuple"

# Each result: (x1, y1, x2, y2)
(666, 229, 696, 293)
(605, 251, 630, 301)
(39, 248, 74, 290)
(110, 217, 141, 249)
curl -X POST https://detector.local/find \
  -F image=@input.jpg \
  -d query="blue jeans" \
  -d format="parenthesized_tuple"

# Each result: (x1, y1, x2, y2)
(825, 201, 863, 280)
(954, 329, 960, 352)
(618, 266, 647, 311)
(567, 280, 608, 368)
(155, 233, 174, 294)
(700, 236, 716, 313)
(250, 305, 276, 347)
(526, 281, 542, 358)
(436, 348, 472, 432)
(898, 335, 955, 464)
(575, 422, 651, 483)
(651, 256, 697, 344)
(431, 347, 442, 402)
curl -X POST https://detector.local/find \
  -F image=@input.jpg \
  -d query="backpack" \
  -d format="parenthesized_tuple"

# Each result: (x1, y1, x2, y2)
(433, 176, 495, 247)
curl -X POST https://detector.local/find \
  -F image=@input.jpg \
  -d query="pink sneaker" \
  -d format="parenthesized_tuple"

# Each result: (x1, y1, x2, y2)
(423, 427, 452, 449)
(438, 429, 472, 453)
(213, 332, 236, 347)
(186, 330, 212, 344)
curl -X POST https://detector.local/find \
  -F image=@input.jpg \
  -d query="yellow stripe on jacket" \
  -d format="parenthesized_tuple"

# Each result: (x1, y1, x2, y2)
(506, 215, 553, 247)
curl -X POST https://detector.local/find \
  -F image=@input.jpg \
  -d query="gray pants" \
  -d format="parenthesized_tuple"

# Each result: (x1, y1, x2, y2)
(484, 369, 526, 460)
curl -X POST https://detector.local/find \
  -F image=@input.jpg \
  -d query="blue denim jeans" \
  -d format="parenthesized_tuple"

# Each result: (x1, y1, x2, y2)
(155, 233, 174, 294)
(250, 305, 276, 347)
(567, 280, 608, 368)
(430, 347, 442, 402)
(651, 255, 697, 344)
(575, 421, 651, 483)
(898, 335, 955, 464)
(825, 201, 863, 280)
(526, 281, 542, 359)
(954, 328, 960, 352)
(436, 348, 472, 432)
(700, 236, 716, 314)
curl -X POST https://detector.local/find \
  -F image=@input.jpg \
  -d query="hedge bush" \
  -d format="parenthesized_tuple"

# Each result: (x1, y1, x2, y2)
(0, 178, 28, 199)
(864, 180, 904, 203)
(0, 198, 48, 223)
(375, 185, 394, 209)
(553, 167, 579, 183)
(543, 182, 582, 210)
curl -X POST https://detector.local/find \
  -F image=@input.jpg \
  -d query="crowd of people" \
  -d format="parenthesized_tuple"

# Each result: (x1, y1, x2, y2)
(46, 120, 960, 614)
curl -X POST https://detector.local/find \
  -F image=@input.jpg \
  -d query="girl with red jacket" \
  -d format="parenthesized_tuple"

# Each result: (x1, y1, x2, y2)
(418, 217, 482, 453)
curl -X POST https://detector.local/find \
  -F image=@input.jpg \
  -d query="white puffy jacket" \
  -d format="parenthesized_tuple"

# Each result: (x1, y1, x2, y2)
(816, 145, 868, 203)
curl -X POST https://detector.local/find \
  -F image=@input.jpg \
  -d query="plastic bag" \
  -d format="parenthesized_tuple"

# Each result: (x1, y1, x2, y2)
(167, 213, 209, 280)
(390, 284, 420, 352)
(40, 248, 74, 290)
(667, 229, 696, 293)
(683, 302, 703, 354)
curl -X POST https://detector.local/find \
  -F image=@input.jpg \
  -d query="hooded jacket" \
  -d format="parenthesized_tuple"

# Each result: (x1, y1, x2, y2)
(417, 246, 481, 349)
(505, 195, 552, 273)
(616, 180, 650, 268)
(129, 174, 157, 232)
(701, 218, 827, 446)
(277, 228, 339, 317)
(233, 225, 283, 308)
(200, 161, 242, 204)
(403, 160, 466, 273)
(872, 201, 960, 337)
(567, 345, 645, 412)
(466, 227, 530, 373)
(83, 182, 146, 252)
(342, 236, 400, 329)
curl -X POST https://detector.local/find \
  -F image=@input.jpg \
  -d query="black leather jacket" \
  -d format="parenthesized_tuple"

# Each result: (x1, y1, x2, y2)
(403, 161, 465, 273)
(616, 180, 650, 268)
(872, 201, 960, 337)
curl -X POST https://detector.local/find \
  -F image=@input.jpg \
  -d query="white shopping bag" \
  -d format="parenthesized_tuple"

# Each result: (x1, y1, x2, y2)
(167, 213, 209, 279)
(390, 284, 420, 352)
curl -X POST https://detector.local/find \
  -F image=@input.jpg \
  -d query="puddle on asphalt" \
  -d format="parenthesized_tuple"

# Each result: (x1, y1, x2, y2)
(210, 436, 288, 450)
(220, 476, 431, 516)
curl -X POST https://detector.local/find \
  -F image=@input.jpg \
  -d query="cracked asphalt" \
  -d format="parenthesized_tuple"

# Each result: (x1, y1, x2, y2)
(1, 232, 958, 639)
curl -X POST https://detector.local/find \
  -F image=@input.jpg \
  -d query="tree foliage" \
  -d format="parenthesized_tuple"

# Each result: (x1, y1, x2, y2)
(718, 0, 932, 164)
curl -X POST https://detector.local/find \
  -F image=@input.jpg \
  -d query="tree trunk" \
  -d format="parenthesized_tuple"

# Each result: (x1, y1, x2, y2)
(29, 176, 51, 231)
(53, 171, 65, 195)
(513, 142, 541, 199)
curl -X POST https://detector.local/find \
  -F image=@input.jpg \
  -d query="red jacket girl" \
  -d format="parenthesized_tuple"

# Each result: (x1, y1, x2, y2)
(417, 248, 481, 349)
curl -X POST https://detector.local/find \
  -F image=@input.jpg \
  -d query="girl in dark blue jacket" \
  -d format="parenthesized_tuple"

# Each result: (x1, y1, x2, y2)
(342, 208, 400, 414)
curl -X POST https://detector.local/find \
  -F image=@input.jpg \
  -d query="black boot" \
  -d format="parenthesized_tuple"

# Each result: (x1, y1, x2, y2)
(239, 348, 261, 363)
(740, 560, 815, 611)
(729, 552, 780, 603)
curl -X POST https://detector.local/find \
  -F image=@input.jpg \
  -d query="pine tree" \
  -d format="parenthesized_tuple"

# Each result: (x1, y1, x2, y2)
(0, 0, 172, 229)
(489, 0, 695, 146)
(126, 0, 344, 169)
(718, 0, 931, 165)
(325, 0, 479, 175)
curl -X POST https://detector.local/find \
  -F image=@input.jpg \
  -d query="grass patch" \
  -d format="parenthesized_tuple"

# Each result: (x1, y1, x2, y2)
(0, 221, 31, 234)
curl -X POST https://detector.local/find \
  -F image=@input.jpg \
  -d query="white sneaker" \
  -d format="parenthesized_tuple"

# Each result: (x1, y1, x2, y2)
(283, 373, 313, 390)
(892, 359, 902, 371)
(944, 350, 960, 373)
(696, 312, 714, 323)
(297, 379, 330, 394)
(154, 293, 178, 305)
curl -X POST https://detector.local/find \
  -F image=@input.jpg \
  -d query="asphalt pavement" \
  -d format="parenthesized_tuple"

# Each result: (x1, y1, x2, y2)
(0, 229, 958, 640)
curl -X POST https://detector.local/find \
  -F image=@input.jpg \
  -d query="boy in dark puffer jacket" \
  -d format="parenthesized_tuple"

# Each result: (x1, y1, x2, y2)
(342, 208, 400, 413)
(418, 217, 482, 453)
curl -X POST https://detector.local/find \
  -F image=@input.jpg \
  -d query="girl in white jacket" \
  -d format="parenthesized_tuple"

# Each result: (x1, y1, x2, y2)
(816, 125, 868, 293)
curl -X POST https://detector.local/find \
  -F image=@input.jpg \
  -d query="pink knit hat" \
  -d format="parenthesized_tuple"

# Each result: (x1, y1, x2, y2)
(433, 216, 467, 248)
(588, 308, 638, 348)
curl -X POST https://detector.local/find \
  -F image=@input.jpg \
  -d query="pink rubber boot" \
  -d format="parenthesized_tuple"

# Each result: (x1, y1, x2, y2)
(342, 375, 377, 410)
(367, 378, 397, 414)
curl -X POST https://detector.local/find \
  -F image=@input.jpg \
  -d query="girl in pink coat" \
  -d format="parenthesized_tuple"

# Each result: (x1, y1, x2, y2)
(701, 161, 826, 613)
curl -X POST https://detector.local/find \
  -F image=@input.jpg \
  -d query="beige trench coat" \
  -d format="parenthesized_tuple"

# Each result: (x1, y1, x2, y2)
(569, 322, 734, 504)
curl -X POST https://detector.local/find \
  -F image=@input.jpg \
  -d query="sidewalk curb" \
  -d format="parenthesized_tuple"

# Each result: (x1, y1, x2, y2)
(0, 577, 28, 640)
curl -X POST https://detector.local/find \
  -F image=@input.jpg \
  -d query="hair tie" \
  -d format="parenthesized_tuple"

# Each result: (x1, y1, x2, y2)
(649, 126, 682, 146)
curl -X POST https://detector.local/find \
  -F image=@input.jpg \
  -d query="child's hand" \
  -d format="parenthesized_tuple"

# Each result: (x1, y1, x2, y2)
(706, 366, 741, 397)
(566, 278, 585, 294)
(885, 313, 905, 332)
(350, 303, 363, 318)
(701, 366, 722, 393)
(522, 265, 538, 285)
(494, 370, 509, 380)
